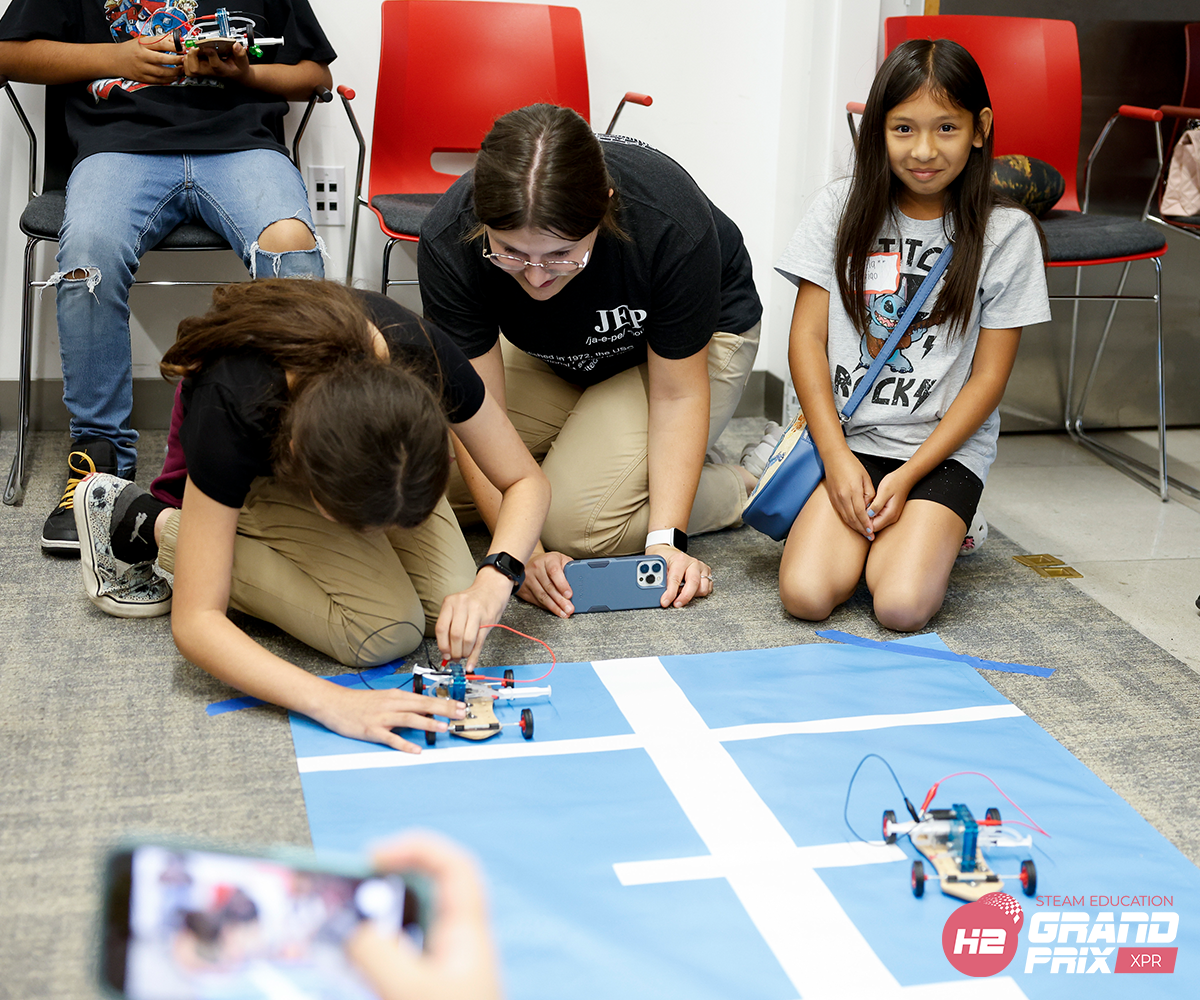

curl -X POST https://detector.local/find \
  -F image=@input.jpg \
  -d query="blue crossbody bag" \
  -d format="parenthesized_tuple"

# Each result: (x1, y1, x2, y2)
(742, 244, 955, 541)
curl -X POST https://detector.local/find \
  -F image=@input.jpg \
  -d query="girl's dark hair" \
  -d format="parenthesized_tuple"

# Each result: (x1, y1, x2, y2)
(162, 280, 450, 531)
(471, 103, 625, 240)
(837, 38, 998, 340)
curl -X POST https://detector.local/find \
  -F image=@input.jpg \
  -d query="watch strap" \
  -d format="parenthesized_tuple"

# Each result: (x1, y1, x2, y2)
(645, 527, 688, 553)
(478, 552, 526, 589)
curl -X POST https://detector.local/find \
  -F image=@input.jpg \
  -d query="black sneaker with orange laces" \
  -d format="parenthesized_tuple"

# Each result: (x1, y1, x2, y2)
(41, 439, 119, 553)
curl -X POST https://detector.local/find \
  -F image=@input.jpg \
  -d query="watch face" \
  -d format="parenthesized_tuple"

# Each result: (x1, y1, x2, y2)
(483, 553, 525, 586)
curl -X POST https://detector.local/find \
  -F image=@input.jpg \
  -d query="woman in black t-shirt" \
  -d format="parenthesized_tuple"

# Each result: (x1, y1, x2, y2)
(419, 105, 763, 618)
(73, 280, 549, 753)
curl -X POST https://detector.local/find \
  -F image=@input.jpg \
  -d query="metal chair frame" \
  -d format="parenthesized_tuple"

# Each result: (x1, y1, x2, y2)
(0, 78, 331, 506)
(851, 16, 1184, 501)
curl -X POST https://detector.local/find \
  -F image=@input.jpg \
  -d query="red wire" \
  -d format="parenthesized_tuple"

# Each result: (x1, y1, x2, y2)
(921, 771, 1050, 837)
(452, 623, 557, 684)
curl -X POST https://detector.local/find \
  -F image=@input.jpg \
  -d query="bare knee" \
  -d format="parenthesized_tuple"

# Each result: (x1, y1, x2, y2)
(779, 576, 844, 622)
(258, 218, 317, 253)
(872, 592, 940, 633)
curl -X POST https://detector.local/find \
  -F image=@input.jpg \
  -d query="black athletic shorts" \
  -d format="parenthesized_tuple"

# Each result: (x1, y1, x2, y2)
(850, 451, 983, 527)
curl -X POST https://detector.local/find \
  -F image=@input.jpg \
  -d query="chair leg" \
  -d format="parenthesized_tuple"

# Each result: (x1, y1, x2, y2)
(1068, 257, 1197, 501)
(1067, 259, 1132, 436)
(382, 237, 398, 294)
(4, 237, 38, 506)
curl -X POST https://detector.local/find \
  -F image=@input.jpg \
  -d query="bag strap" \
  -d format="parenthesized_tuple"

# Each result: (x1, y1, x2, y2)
(840, 242, 954, 424)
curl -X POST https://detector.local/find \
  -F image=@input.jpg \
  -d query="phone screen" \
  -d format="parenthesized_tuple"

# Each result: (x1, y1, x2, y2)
(103, 845, 422, 1000)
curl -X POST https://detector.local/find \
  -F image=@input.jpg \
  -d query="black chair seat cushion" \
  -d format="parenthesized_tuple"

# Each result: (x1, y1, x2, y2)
(370, 193, 444, 238)
(1039, 210, 1167, 263)
(1162, 212, 1200, 227)
(20, 190, 231, 250)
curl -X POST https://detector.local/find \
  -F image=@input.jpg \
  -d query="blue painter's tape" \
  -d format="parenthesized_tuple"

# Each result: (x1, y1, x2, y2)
(815, 630, 1054, 677)
(205, 662, 404, 716)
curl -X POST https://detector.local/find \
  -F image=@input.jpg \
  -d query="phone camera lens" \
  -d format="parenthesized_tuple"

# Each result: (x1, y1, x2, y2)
(639, 563, 650, 573)
(645, 574, 656, 584)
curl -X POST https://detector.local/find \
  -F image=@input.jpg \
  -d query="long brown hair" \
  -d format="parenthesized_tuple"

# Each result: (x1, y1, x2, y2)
(470, 103, 626, 241)
(837, 39, 998, 340)
(162, 280, 450, 531)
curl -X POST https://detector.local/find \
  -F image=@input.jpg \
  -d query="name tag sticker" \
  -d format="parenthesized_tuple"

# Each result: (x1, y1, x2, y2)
(863, 252, 901, 295)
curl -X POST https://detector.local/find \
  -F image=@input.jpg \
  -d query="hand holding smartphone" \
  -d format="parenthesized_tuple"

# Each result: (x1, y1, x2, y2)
(563, 554, 667, 613)
(101, 841, 429, 999)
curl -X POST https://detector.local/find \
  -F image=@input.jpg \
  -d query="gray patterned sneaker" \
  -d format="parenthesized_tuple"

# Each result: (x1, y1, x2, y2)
(740, 421, 784, 480)
(74, 474, 172, 618)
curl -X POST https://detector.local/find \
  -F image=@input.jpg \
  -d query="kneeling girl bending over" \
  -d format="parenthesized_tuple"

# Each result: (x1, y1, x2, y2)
(76, 280, 549, 751)
(774, 38, 1049, 631)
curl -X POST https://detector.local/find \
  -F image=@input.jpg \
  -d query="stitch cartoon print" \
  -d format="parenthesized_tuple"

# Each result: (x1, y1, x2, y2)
(860, 277, 922, 374)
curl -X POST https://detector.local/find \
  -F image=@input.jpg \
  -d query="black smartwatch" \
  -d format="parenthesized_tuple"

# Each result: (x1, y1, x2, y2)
(478, 552, 526, 589)
(645, 527, 688, 553)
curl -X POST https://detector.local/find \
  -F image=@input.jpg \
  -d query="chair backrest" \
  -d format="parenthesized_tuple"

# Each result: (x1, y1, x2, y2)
(369, 0, 590, 199)
(885, 16, 1082, 212)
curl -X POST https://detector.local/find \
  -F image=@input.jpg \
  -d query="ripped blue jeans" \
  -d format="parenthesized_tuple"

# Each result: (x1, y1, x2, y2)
(53, 150, 325, 476)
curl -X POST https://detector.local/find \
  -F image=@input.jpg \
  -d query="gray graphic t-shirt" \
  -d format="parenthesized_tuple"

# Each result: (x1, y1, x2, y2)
(775, 179, 1051, 484)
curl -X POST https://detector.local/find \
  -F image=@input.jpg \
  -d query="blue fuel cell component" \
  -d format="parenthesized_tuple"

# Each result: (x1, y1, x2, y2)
(949, 804, 979, 873)
(216, 8, 232, 35)
(449, 664, 467, 703)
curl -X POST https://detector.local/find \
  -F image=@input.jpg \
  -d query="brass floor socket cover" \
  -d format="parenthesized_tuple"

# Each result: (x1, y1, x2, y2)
(1014, 554, 1065, 568)
(1033, 564, 1084, 578)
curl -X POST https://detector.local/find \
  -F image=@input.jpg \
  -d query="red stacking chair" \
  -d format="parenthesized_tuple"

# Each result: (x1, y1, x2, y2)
(876, 16, 1182, 500)
(340, 0, 650, 292)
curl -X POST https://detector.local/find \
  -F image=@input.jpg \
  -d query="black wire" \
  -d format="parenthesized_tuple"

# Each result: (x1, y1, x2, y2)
(351, 620, 423, 690)
(843, 753, 917, 846)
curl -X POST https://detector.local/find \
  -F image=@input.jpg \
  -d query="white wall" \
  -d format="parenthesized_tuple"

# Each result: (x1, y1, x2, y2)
(0, 0, 897, 402)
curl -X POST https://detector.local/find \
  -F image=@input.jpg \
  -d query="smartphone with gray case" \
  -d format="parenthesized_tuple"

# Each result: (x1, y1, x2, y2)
(564, 554, 667, 613)
(100, 839, 429, 999)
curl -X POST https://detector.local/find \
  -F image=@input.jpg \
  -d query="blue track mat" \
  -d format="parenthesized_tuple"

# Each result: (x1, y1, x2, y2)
(290, 636, 1199, 998)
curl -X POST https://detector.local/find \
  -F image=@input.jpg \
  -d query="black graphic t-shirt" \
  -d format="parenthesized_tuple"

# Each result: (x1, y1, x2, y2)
(418, 135, 762, 387)
(151, 291, 485, 510)
(0, 0, 335, 169)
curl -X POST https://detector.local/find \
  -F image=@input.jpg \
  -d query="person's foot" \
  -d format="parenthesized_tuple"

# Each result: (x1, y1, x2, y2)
(74, 474, 172, 618)
(41, 439, 119, 553)
(740, 421, 784, 480)
(959, 513, 988, 557)
(705, 441, 736, 466)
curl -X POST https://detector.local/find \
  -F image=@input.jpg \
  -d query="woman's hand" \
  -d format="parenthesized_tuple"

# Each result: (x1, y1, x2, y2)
(516, 551, 574, 617)
(347, 833, 503, 1000)
(821, 450, 876, 540)
(436, 569, 514, 668)
(314, 686, 466, 754)
(866, 468, 916, 534)
(647, 544, 713, 608)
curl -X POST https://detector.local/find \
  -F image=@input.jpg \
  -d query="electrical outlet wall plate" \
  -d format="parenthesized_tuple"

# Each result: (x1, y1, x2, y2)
(307, 166, 346, 226)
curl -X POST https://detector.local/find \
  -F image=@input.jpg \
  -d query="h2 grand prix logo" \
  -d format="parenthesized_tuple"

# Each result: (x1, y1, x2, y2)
(1024, 903, 1179, 974)
(940, 893, 1180, 977)
(942, 893, 1025, 976)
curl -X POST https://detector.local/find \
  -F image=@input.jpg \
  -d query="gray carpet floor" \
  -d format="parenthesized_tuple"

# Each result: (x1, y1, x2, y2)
(3, 424, 1199, 999)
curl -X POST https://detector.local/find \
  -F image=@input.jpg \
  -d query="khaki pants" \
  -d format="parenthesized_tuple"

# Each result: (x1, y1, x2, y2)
(159, 479, 477, 667)
(451, 324, 761, 558)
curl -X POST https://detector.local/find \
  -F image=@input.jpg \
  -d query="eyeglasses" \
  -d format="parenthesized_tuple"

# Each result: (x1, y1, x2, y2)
(482, 238, 591, 278)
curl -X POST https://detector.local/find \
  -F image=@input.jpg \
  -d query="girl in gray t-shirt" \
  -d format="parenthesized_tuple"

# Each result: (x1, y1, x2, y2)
(773, 38, 1050, 632)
